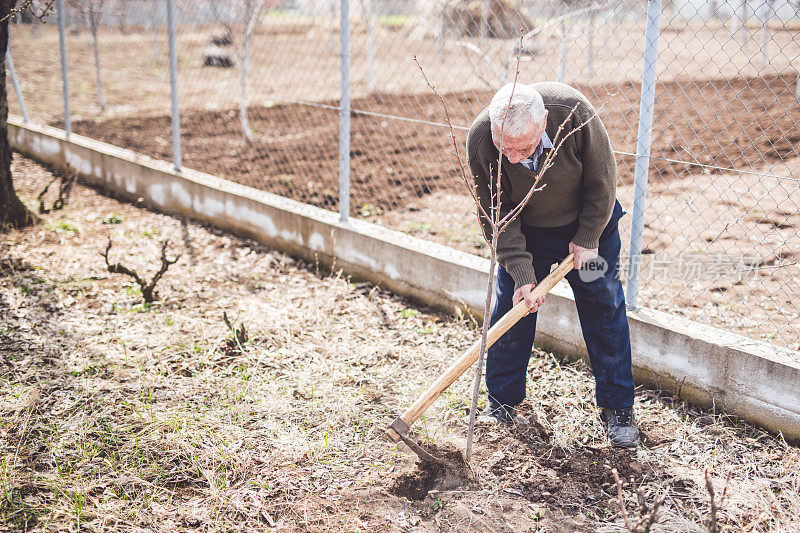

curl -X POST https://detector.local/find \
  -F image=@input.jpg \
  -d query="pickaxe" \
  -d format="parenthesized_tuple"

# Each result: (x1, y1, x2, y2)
(386, 254, 575, 455)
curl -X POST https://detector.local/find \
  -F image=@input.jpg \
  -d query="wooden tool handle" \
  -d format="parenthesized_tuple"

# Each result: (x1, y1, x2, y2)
(387, 253, 575, 442)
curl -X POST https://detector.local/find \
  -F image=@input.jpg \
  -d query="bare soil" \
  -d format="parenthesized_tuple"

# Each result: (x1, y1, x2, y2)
(64, 73, 800, 215)
(2, 156, 799, 531)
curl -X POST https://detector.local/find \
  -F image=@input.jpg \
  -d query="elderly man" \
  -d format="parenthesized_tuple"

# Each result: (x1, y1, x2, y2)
(466, 82, 639, 448)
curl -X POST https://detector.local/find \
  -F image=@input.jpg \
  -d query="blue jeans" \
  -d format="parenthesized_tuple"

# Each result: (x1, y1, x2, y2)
(486, 200, 634, 409)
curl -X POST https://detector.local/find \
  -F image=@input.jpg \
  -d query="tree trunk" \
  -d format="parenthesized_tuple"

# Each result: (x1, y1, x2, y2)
(465, 239, 498, 461)
(0, 0, 36, 232)
(239, 36, 251, 141)
(90, 25, 107, 110)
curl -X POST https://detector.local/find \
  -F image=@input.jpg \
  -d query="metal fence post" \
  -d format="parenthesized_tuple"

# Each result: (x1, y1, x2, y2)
(56, 0, 70, 137)
(166, 0, 182, 172)
(626, 0, 661, 309)
(339, 0, 351, 223)
(6, 47, 28, 123)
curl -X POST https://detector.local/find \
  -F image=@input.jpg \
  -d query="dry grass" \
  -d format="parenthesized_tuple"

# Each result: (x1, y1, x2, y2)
(1, 156, 798, 531)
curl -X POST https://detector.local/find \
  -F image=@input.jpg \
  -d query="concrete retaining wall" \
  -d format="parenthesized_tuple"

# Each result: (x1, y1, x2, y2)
(9, 117, 800, 443)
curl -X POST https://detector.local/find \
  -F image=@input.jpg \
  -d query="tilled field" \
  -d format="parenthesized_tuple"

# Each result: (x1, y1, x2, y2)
(66, 74, 800, 215)
(1, 156, 798, 531)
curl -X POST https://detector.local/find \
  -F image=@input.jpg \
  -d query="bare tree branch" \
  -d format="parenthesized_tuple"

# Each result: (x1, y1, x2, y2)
(613, 468, 668, 533)
(613, 468, 632, 530)
(492, 47, 523, 224)
(102, 238, 180, 303)
(634, 485, 668, 532)
(413, 55, 489, 224)
(2, 0, 55, 23)
(498, 103, 602, 234)
(705, 468, 732, 533)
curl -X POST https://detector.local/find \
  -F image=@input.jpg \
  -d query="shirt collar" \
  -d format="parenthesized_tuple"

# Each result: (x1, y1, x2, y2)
(541, 130, 553, 150)
(520, 130, 552, 166)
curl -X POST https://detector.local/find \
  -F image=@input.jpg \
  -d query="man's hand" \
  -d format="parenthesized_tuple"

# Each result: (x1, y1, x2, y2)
(513, 283, 546, 314)
(569, 242, 599, 269)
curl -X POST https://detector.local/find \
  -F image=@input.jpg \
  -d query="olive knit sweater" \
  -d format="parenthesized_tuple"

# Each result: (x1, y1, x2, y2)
(466, 82, 617, 290)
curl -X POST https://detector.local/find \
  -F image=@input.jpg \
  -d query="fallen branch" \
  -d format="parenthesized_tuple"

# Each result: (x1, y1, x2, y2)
(101, 238, 180, 303)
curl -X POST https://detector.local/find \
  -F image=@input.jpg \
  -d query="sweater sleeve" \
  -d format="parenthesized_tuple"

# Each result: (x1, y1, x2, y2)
(468, 135, 537, 290)
(572, 111, 617, 249)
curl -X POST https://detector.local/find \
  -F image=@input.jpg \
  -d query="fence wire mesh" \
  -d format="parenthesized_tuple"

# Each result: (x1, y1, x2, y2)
(8, 0, 800, 352)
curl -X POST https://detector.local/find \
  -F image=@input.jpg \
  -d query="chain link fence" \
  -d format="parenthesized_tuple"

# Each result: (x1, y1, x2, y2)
(8, 0, 800, 352)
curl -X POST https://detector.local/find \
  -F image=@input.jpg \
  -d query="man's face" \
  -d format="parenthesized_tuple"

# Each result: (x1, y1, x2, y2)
(491, 113, 548, 164)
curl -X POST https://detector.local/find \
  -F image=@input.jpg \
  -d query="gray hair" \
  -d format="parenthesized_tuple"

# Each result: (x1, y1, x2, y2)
(489, 83, 546, 137)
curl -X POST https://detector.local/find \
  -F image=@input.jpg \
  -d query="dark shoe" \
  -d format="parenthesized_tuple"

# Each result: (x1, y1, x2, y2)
(475, 401, 516, 424)
(601, 407, 640, 448)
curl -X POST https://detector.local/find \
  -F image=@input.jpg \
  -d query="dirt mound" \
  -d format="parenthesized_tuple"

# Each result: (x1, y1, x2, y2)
(512, 413, 551, 443)
(480, 423, 657, 511)
(389, 443, 473, 501)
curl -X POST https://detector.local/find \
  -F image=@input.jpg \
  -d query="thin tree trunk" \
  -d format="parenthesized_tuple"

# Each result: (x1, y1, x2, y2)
(240, 36, 251, 141)
(738, 0, 748, 43)
(465, 234, 498, 461)
(481, 0, 489, 39)
(90, 25, 107, 111)
(117, 1, 129, 35)
(152, 19, 160, 60)
(0, 0, 36, 231)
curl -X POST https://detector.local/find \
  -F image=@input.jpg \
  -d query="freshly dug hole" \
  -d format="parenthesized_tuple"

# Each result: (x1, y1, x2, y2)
(389, 443, 473, 501)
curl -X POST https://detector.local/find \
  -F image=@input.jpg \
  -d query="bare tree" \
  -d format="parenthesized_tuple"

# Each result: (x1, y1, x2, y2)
(415, 38, 598, 460)
(148, 1, 160, 61)
(68, 0, 107, 111)
(113, 0, 128, 35)
(759, 0, 774, 71)
(455, 4, 604, 89)
(211, 0, 271, 141)
(731, 0, 748, 42)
